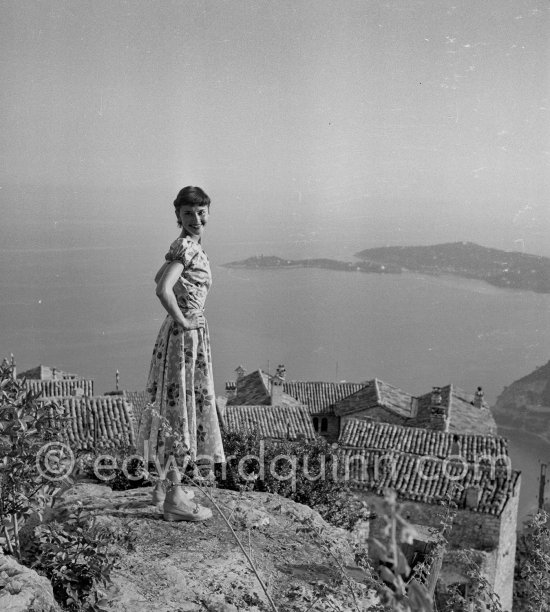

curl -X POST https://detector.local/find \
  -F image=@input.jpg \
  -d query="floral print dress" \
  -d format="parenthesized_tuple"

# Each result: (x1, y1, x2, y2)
(137, 237, 225, 464)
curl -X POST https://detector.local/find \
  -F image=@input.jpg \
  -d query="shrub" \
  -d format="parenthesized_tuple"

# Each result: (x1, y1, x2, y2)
(27, 504, 116, 612)
(514, 510, 550, 612)
(217, 429, 371, 530)
(0, 359, 123, 611)
(76, 446, 149, 491)
(0, 358, 69, 558)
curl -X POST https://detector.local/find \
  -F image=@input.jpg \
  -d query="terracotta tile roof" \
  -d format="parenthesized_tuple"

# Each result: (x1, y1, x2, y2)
(47, 396, 136, 451)
(223, 404, 317, 440)
(23, 379, 94, 398)
(334, 379, 414, 418)
(413, 385, 497, 435)
(18, 364, 94, 398)
(283, 381, 368, 415)
(340, 447, 520, 516)
(339, 419, 509, 462)
(227, 369, 415, 417)
(338, 419, 517, 515)
(376, 379, 417, 418)
(123, 390, 150, 425)
(227, 370, 301, 406)
(446, 388, 497, 435)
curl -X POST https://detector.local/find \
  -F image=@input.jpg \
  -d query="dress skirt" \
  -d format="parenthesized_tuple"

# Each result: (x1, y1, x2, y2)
(137, 314, 225, 464)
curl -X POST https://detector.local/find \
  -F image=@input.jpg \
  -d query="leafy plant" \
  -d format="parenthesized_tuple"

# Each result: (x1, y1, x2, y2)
(437, 548, 503, 612)
(0, 358, 69, 558)
(219, 429, 371, 530)
(514, 510, 550, 612)
(26, 504, 116, 612)
(369, 491, 434, 612)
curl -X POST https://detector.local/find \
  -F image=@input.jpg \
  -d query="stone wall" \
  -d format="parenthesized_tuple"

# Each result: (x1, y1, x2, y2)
(356, 490, 514, 606)
(493, 475, 521, 611)
(360, 492, 501, 550)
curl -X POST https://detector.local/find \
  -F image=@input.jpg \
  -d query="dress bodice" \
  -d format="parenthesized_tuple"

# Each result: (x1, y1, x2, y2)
(165, 237, 211, 312)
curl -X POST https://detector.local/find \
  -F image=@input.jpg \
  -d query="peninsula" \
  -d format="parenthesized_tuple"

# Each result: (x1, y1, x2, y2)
(224, 242, 550, 294)
(223, 255, 399, 274)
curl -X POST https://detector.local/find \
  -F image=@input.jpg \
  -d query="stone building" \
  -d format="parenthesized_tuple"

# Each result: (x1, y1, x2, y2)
(225, 366, 367, 440)
(225, 366, 496, 440)
(411, 385, 497, 435)
(18, 363, 94, 397)
(19, 363, 136, 451)
(339, 418, 520, 611)
(225, 364, 518, 608)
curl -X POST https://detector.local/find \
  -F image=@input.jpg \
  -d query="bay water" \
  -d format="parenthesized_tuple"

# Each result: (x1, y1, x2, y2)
(1, 222, 549, 521)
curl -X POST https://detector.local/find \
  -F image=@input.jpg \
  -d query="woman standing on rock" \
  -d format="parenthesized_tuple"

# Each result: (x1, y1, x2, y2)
(137, 186, 225, 521)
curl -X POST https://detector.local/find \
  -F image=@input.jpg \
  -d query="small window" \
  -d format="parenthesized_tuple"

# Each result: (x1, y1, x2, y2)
(321, 418, 328, 433)
(313, 417, 319, 431)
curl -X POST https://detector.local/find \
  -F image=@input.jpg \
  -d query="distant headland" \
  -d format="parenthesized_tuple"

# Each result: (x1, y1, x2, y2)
(223, 241, 550, 294)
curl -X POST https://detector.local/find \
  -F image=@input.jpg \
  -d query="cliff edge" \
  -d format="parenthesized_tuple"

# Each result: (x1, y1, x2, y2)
(46, 483, 376, 612)
(494, 360, 550, 442)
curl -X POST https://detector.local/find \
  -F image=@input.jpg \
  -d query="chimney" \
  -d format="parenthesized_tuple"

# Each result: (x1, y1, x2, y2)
(450, 435, 461, 456)
(235, 365, 246, 381)
(473, 386, 484, 408)
(225, 380, 237, 399)
(464, 485, 481, 510)
(271, 364, 286, 406)
(429, 386, 449, 432)
(431, 386, 442, 408)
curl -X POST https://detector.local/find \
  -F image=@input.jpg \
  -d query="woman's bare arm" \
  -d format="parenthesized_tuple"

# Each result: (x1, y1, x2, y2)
(154, 262, 169, 284)
(155, 262, 205, 329)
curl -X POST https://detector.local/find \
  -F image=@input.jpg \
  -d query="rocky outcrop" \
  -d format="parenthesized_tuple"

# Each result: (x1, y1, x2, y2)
(493, 360, 550, 442)
(48, 483, 377, 611)
(0, 549, 58, 612)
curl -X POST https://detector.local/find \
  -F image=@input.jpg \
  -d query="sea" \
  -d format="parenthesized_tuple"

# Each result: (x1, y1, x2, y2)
(1, 214, 549, 522)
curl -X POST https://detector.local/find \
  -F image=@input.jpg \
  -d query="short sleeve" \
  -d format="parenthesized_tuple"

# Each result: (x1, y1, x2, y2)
(164, 238, 199, 268)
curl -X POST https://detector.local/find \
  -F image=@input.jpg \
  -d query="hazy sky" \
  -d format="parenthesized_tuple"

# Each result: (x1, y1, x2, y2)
(2, 0, 549, 257)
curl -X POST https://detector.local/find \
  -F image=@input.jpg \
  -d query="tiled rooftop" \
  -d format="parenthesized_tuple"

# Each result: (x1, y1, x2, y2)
(24, 379, 94, 399)
(340, 447, 519, 516)
(18, 364, 94, 398)
(47, 396, 136, 451)
(414, 385, 497, 435)
(339, 419, 509, 462)
(284, 381, 368, 415)
(338, 418, 517, 515)
(223, 404, 317, 440)
(334, 379, 414, 418)
(123, 390, 150, 425)
(377, 379, 417, 418)
(227, 370, 303, 406)
(226, 368, 498, 438)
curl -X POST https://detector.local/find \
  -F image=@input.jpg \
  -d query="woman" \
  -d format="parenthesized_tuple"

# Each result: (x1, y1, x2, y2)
(138, 186, 225, 521)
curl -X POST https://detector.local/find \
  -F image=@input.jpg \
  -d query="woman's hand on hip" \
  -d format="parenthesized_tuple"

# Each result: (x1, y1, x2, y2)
(178, 313, 205, 330)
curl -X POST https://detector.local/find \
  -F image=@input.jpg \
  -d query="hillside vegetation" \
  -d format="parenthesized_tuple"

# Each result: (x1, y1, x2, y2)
(494, 359, 550, 442)
(355, 242, 550, 293)
(224, 242, 550, 293)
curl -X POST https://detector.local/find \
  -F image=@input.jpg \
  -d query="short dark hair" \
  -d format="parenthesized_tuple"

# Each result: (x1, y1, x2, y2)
(173, 186, 211, 228)
(173, 186, 210, 209)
